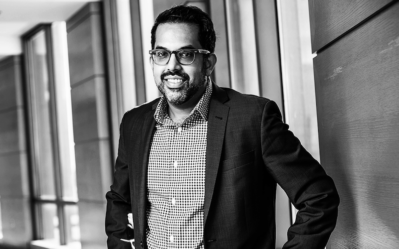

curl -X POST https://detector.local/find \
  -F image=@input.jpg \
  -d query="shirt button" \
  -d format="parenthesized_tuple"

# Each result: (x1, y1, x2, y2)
(172, 197, 176, 205)
(170, 235, 174, 243)
(177, 127, 182, 133)
(173, 160, 178, 168)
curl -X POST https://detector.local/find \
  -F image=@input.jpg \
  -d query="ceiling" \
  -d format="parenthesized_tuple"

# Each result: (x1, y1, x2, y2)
(0, 0, 100, 61)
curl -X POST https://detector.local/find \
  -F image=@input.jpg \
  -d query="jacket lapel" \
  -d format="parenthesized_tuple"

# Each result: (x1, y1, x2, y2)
(204, 84, 229, 226)
(135, 103, 157, 242)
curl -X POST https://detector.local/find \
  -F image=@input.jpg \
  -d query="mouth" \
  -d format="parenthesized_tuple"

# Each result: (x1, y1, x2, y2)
(163, 77, 187, 89)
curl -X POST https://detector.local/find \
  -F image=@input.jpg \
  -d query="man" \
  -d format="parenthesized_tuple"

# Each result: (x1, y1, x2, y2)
(106, 5, 339, 249)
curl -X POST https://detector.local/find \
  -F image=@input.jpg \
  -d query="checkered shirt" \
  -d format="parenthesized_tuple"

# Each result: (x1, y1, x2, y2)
(146, 81, 212, 249)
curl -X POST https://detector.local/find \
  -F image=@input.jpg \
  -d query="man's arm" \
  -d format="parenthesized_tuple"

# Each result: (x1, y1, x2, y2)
(105, 115, 133, 248)
(261, 100, 340, 248)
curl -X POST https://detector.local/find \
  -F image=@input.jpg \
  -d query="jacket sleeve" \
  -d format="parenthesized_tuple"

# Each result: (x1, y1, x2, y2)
(105, 114, 134, 248)
(261, 100, 340, 249)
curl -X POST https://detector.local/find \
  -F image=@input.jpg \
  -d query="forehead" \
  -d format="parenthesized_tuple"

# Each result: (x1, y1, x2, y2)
(155, 23, 201, 50)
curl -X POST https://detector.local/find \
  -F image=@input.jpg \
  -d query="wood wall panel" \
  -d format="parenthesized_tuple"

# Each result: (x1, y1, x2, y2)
(78, 201, 108, 249)
(313, 2, 399, 248)
(0, 57, 23, 111)
(0, 109, 24, 154)
(0, 152, 29, 197)
(67, 3, 111, 249)
(74, 139, 112, 202)
(0, 197, 32, 246)
(70, 77, 109, 143)
(0, 58, 26, 156)
(309, 0, 394, 52)
(0, 56, 32, 247)
(67, 3, 105, 86)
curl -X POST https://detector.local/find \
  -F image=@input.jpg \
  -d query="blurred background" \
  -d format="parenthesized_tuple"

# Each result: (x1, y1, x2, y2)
(0, 0, 398, 248)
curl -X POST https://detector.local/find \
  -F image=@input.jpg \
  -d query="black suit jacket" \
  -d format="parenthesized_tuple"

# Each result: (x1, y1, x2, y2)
(105, 83, 339, 249)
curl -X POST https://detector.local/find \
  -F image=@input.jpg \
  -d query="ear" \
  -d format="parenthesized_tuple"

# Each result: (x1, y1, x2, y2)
(204, 54, 217, 76)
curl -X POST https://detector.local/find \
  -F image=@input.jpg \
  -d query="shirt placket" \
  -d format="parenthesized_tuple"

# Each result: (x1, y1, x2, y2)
(167, 124, 185, 248)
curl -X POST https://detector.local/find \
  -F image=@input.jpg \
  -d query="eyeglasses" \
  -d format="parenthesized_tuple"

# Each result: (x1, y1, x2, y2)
(149, 49, 210, 65)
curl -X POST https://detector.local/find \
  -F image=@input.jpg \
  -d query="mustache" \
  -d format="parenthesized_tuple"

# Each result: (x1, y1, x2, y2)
(161, 70, 190, 81)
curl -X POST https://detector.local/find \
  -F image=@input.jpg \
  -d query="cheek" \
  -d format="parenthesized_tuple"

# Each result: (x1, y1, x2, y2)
(153, 68, 163, 79)
(185, 65, 205, 79)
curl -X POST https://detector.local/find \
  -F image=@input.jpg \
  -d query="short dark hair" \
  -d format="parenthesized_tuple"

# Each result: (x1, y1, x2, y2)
(151, 5, 216, 53)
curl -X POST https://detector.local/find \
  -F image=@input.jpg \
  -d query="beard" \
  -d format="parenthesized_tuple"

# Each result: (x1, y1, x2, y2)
(158, 69, 206, 105)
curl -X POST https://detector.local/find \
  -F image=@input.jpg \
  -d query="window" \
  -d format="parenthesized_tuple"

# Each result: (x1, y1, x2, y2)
(23, 24, 80, 246)
(276, 0, 320, 222)
(225, 0, 260, 95)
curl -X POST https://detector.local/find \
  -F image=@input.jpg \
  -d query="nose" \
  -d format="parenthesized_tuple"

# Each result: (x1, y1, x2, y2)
(166, 52, 182, 71)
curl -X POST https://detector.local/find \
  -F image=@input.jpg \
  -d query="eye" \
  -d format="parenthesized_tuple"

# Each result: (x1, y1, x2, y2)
(178, 50, 194, 58)
(155, 50, 168, 58)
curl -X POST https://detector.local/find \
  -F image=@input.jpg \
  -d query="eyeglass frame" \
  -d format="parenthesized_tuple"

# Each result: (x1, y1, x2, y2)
(149, 48, 211, 65)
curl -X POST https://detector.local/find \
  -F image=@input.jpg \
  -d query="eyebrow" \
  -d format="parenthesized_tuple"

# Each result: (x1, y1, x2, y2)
(155, 45, 197, 50)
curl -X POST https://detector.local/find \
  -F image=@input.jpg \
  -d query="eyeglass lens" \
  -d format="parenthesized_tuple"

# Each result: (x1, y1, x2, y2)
(153, 50, 196, 65)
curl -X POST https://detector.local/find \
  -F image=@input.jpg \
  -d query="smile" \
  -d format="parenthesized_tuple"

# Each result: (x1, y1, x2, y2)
(164, 77, 187, 89)
(166, 78, 183, 84)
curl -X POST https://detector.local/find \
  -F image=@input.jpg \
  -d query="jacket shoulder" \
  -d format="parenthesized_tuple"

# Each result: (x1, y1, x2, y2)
(122, 98, 160, 121)
(219, 87, 272, 113)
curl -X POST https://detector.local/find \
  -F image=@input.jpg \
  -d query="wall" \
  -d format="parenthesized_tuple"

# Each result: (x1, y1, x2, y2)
(67, 3, 112, 249)
(309, 1, 399, 248)
(0, 56, 32, 248)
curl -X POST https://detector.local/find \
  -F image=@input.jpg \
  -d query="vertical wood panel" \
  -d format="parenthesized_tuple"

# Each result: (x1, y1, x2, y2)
(309, 0, 394, 52)
(67, 4, 111, 249)
(0, 109, 26, 154)
(0, 56, 32, 247)
(313, 2, 399, 248)
(1, 197, 32, 246)
(74, 140, 112, 201)
(0, 153, 29, 197)
(67, 3, 105, 86)
(0, 57, 23, 111)
(70, 78, 109, 143)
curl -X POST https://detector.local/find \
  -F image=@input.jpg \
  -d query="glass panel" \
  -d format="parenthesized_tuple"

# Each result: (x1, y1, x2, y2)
(276, 0, 320, 222)
(30, 30, 56, 198)
(40, 203, 59, 241)
(64, 205, 80, 243)
(226, 0, 259, 95)
(277, 0, 319, 160)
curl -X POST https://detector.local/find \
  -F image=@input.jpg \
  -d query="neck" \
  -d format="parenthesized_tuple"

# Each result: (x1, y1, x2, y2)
(167, 85, 206, 124)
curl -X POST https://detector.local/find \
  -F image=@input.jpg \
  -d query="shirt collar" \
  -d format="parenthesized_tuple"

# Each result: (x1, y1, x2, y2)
(154, 77, 213, 126)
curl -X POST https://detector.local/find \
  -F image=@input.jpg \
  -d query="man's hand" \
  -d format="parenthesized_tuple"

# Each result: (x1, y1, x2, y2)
(127, 213, 133, 229)
(120, 213, 135, 248)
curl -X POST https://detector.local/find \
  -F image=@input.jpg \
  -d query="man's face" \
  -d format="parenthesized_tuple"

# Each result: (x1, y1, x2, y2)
(151, 23, 207, 106)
